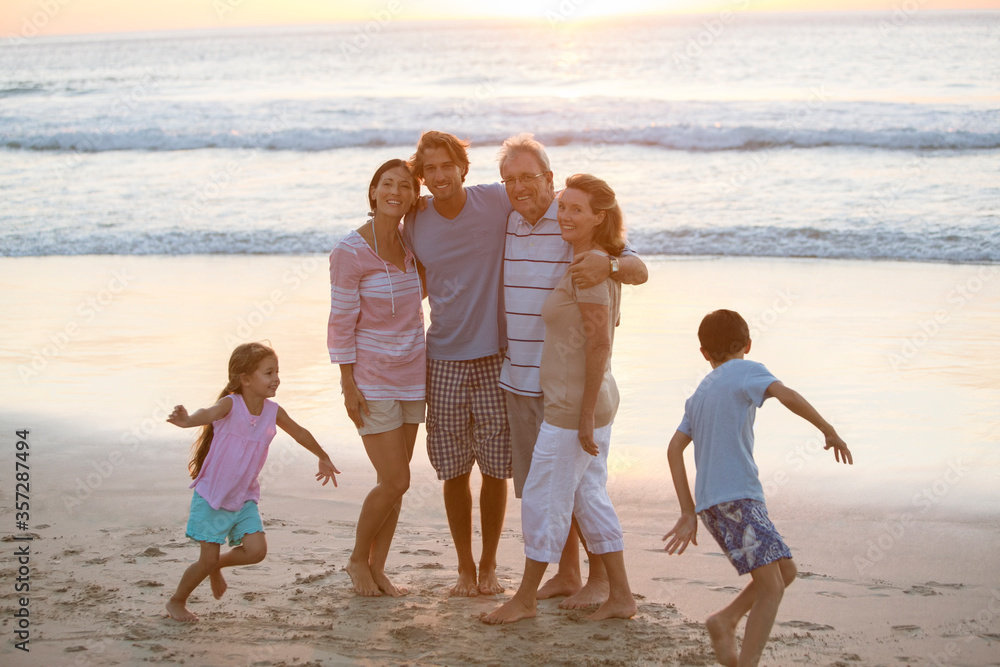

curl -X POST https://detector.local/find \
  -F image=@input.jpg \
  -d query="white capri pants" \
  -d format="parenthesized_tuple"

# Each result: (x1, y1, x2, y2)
(520, 420, 624, 563)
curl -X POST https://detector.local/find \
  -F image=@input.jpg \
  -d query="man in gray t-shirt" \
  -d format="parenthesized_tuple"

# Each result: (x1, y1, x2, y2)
(403, 131, 513, 597)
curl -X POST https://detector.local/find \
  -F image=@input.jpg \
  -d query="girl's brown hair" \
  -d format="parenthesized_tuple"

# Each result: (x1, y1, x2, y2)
(563, 173, 626, 257)
(189, 342, 277, 479)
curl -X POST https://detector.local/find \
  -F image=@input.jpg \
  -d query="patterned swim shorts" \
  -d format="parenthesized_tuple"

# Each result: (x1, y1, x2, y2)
(699, 498, 792, 575)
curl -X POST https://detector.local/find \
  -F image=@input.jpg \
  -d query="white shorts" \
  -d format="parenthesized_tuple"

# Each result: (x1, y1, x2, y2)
(520, 420, 624, 563)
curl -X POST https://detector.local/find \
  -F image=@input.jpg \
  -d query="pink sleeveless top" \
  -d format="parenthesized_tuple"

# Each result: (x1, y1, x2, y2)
(190, 393, 278, 511)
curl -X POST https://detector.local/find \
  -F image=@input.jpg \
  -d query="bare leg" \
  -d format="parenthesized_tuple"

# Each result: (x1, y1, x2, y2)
(737, 559, 795, 667)
(538, 523, 583, 600)
(478, 473, 508, 595)
(586, 550, 636, 620)
(443, 472, 479, 596)
(707, 558, 796, 667)
(367, 424, 418, 597)
(559, 519, 609, 609)
(347, 427, 412, 597)
(166, 541, 220, 622)
(208, 531, 267, 600)
(482, 557, 549, 624)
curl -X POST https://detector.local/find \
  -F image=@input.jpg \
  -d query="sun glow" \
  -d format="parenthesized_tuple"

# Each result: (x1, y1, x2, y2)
(2, 0, 999, 38)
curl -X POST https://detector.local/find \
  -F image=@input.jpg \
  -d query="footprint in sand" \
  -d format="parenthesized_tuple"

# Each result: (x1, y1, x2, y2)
(816, 591, 847, 598)
(141, 547, 166, 557)
(903, 585, 941, 596)
(709, 586, 741, 594)
(891, 624, 922, 636)
(779, 620, 835, 632)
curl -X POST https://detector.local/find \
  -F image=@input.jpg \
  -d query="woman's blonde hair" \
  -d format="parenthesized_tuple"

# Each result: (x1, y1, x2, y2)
(564, 173, 626, 257)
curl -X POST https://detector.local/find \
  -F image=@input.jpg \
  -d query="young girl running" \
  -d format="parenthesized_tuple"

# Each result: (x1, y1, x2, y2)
(165, 342, 339, 622)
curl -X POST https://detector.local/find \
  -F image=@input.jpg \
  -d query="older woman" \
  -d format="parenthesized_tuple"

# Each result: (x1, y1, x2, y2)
(328, 159, 424, 597)
(484, 174, 636, 624)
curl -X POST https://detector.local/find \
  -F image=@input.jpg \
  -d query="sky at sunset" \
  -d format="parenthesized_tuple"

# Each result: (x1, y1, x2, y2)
(3, 0, 1000, 39)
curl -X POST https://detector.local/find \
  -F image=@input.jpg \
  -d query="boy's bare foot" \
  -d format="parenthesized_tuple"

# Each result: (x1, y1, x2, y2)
(372, 571, 408, 597)
(559, 577, 609, 609)
(537, 571, 583, 600)
(209, 569, 227, 599)
(586, 594, 637, 621)
(346, 559, 382, 597)
(165, 600, 198, 622)
(706, 612, 739, 667)
(477, 566, 505, 595)
(481, 596, 536, 624)
(450, 568, 480, 597)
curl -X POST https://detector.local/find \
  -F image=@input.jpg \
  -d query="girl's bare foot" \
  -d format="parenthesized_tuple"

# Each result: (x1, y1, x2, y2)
(346, 559, 382, 597)
(586, 593, 637, 621)
(559, 577, 609, 609)
(706, 612, 739, 667)
(481, 596, 536, 624)
(537, 571, 583, 600)
(209, 570, 227, 599)
(165, 600, 198, 622)
(478, 566, 505, 595)
(450, 568, 480, 597)
(372, 571, 408, 597)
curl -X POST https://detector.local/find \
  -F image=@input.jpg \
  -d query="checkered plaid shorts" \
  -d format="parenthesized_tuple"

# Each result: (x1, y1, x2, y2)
(425, 352, 512, 481)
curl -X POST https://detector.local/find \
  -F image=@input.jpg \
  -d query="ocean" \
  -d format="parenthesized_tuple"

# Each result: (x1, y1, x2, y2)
(1, 10, 998, 263)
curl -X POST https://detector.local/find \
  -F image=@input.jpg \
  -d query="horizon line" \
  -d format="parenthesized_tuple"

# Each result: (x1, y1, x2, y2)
(4, 6, 1000, 42)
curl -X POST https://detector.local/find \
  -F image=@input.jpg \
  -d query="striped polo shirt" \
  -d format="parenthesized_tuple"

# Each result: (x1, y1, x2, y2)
(500, 200, 570, 397)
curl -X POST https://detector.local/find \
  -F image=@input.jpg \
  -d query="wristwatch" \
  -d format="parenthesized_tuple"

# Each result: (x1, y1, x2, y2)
(608, 256, 619, 275)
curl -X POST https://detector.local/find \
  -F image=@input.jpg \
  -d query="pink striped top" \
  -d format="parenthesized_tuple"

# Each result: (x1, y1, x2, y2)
(190, 393, 276, 511)
(328, 228, 425, 400)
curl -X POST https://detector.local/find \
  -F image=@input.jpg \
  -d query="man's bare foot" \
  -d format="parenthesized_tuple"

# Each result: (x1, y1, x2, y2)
(706, 612, 739, 667)
(481, 596, 536, 624)
(586, 594, 637, 621)
(345, 559, 382, 597)
(537, 571, 583, 600)
(372, 571, 408, 597)
(165, 600, 198, 622)
(559, 577, 609, 609)
(478, 566, 505, 595)
(209, 569, 227, 600)
(449, 568, 480, 597)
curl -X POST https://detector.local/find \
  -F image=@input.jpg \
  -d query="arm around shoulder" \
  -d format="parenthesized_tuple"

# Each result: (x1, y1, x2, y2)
(616, 253, 648, 286)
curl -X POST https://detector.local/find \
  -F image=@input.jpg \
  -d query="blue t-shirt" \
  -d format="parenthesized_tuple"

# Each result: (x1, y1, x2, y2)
(678, 359, 779, 513)
(403, 182, 512, 361)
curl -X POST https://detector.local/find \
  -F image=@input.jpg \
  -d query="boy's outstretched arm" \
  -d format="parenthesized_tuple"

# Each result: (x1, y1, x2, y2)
(766, 381, 853, 465)
(276, 407, 341, 486)
(663, 430, 698, 555)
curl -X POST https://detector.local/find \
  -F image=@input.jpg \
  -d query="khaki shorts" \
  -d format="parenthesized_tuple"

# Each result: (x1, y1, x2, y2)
(506, 391, 545, 499)
(358, 399, 426, 436)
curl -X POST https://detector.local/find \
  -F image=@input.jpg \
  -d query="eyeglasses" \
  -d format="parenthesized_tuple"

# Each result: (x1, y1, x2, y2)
(501, 172, 549, 187)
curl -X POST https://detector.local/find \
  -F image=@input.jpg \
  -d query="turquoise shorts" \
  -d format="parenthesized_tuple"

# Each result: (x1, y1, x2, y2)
(185, 491, 264, 547)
